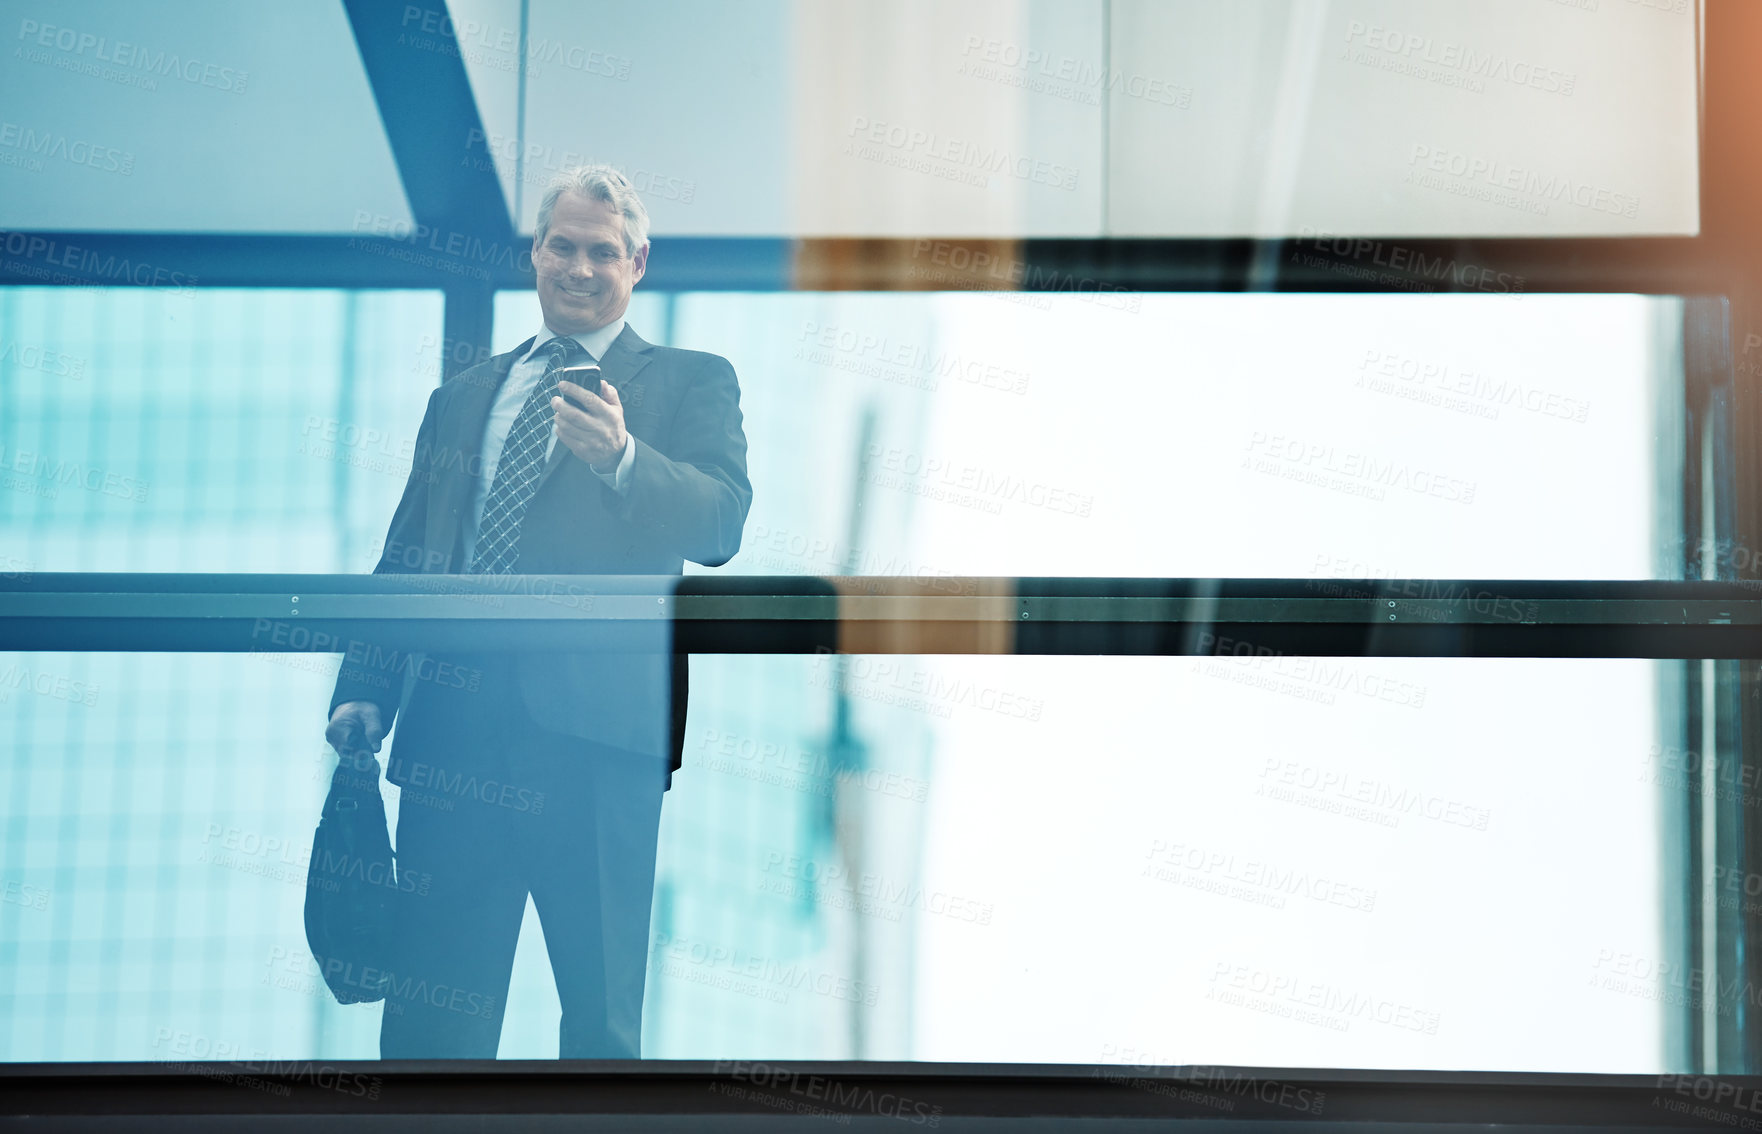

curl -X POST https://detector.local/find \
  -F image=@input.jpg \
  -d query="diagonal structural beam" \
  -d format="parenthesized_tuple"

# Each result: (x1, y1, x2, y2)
(341, 0, 514, 247)
(343, 0, 516, 380)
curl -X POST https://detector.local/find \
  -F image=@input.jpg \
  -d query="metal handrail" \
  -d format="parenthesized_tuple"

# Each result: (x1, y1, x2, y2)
(3, 574, 1761, 656)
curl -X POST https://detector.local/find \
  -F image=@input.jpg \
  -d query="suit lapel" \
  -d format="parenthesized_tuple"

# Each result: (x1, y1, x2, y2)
(538, 324, 655, 487)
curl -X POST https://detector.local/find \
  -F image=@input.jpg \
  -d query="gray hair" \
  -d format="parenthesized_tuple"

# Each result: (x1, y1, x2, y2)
(533, 164, 650, 256)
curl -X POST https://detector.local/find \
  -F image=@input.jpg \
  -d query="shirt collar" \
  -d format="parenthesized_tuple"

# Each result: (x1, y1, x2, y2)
(521, 318, 628, 367)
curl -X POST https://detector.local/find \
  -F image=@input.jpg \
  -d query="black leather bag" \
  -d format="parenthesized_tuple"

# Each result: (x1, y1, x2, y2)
(304, 746, 396, 1004)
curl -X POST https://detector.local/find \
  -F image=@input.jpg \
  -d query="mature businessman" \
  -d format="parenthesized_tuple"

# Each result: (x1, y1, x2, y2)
(325, 164, 752, 1058)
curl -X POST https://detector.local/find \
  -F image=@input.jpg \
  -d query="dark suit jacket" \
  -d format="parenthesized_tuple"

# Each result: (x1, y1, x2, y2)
(328, 323, 752, 777)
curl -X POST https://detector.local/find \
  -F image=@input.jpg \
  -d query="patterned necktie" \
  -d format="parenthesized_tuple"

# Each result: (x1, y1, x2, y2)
(471, 336, 585, 574)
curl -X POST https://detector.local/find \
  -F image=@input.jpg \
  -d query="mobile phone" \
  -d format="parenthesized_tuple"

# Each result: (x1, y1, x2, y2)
(555, 364, 603, 405)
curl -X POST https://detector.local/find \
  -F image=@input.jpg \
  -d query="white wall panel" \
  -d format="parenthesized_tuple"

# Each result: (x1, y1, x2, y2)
(0, 0, 411, 233)
(516, 0, 794, 237)
(788, 0, 1105, 236)
(1109, 0, 1699, 237)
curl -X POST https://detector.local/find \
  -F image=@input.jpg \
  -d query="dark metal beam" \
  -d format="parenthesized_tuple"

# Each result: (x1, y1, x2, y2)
(0, 233, 791, 292)
(7, 575, 1762, 657)
(340, 0, 512, 247)
(2, 1061, 1759, 1129)
(833, 235, 1716, 295)
(0, 230, 1717, 295)
(342, 0, 515, 382)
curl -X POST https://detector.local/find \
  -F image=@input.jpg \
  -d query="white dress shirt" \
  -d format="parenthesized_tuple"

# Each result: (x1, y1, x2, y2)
(464, 320, 636, 565)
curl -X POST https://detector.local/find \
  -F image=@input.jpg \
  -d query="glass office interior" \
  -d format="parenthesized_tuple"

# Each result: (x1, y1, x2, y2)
(0, 286, 1684, 1067)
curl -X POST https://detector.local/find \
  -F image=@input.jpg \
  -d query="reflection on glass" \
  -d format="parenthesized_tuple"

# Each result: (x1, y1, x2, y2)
(0, 649, 1665, 1068)
(0, 284, 1685, 1067)
(5, 288, 1679, 580)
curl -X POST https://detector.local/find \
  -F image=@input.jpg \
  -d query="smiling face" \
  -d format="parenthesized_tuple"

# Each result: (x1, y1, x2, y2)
(532, 191, 648, 336)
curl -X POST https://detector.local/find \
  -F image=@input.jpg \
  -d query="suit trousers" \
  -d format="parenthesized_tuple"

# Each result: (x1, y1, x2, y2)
(377, 653, 668, 1059)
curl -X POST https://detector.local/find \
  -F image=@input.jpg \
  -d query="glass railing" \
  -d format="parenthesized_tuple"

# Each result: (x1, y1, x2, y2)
(0, 573, 1749, 1075)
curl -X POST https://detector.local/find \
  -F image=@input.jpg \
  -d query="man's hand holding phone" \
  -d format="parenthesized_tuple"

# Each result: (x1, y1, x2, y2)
(551, 364, 629, 472)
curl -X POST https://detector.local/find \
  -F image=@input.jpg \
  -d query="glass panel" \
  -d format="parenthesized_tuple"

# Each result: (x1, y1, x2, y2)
(0, 0, 413, 233)
(496, 0, 1697, 238)
(0, 286, 442, 572)
(9, 287, 1660, 579)
(0, 0, 1714, 1095)
(494, 290, 1682, 581)
(0, 650, 1670, 1069)
(514, 0, 796, 236)
(1107, 0, 1697, 237)
(0, 287, 1692, 1069)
